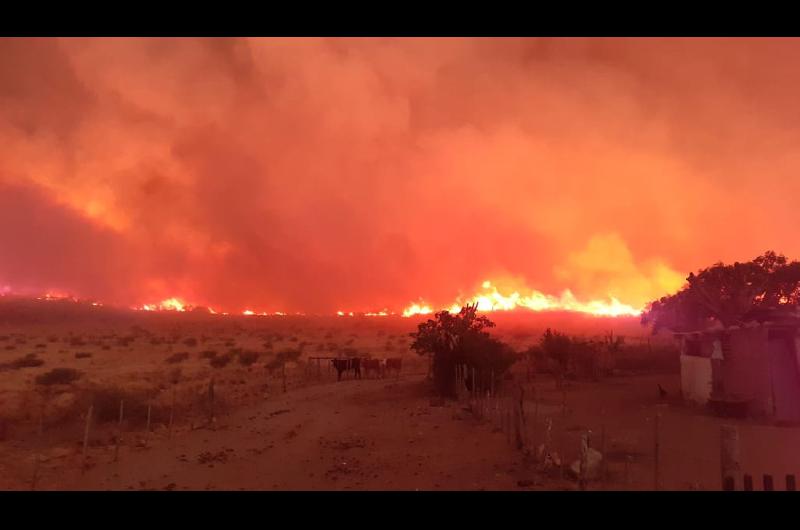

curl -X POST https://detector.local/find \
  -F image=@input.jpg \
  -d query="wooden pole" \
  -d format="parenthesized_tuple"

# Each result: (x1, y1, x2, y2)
(533, 389, 539, 447)
(82, 404, 93, 474)
(654, 414, 661, 491)
(579, 432, 589, 490)
(31, 400, 44, 490)
(282, 362, 287, 393)
(114, 399, 123, 462)
(146, 403, 152, 432)
(561, 388, 567, 418)
(600, 424, 607, 488)
(471, 367, 476, 402)
(720, 424, 741, 491)
(169, 386, 175, 439)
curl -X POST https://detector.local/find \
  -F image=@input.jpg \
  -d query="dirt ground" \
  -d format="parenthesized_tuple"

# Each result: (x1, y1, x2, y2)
(1, 313, 799, 491)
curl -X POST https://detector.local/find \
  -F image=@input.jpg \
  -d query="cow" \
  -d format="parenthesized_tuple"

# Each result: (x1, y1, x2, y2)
(385, 357, 402, 378)
(331, 358, 350, 381)
(362, 358, 382, 379)
(331, 358, 361, 381)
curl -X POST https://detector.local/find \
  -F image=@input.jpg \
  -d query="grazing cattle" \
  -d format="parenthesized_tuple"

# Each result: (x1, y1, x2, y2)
(331, 358, 362, 381)
(362, 358, 382, 379)
(385, 358, 402, 378)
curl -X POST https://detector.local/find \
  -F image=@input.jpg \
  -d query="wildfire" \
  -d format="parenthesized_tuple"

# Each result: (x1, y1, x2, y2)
(36, 290, 77, 302)
(138, 297, 188, 312)
(401, 281, 642, 318)
(402, 303, 433, 317)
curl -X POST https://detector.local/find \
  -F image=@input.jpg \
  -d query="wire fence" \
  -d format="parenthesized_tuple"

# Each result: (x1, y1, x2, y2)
(452, 364, 800, 491)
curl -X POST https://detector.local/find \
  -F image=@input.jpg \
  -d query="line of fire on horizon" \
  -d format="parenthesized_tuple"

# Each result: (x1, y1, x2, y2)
(2, 280, 643, 319)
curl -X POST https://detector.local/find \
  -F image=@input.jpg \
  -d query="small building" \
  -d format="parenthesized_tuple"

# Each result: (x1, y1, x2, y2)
(675, 315, 800, 423)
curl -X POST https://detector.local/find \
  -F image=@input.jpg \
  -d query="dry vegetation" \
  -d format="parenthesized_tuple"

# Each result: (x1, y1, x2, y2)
(6, 309, 774, 491)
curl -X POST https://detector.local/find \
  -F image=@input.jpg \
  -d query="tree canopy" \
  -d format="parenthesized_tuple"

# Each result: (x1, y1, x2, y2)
(641, 251, 800, 333)
(410, 303, 516, 397)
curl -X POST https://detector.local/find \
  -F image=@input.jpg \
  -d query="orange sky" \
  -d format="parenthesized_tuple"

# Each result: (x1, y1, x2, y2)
(1, 37, 799, 313)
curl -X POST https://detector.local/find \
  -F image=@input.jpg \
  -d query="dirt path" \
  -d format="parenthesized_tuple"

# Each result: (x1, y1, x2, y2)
(25, 374, 542, 491)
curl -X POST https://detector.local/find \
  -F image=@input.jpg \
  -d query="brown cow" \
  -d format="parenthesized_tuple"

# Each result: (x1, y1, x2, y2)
(385, 357, 402, 378)
(331, 358, 362, 381)
(362, 358, 382, 379)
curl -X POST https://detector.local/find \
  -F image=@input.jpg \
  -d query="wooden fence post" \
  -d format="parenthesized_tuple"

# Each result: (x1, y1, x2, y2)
(169, 386, 175, 438)
(579, 432, 589, 490)
(654, 414, 661, 491)
(763, 474, 774, 491)
(743, 474, 753, 491)
(114, 399, 124, 462)
(600, 424, 607, 488)
(720, 425, 741, 491)
(82, 404, 93, 474)
(145, 402, 152, 447)
(787, 475, 796, 491)
(31, 400, 45, 490)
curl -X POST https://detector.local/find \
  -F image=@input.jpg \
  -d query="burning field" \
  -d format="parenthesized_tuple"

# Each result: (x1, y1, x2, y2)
(3, 37, 800, 491)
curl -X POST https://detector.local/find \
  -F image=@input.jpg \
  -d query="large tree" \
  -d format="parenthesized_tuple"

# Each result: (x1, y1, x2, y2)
(410, 303, 516, 397)
(642, 251, 800, 333)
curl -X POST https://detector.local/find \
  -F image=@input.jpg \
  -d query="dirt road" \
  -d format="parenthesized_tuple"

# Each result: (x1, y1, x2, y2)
(23, 374, 545, 491)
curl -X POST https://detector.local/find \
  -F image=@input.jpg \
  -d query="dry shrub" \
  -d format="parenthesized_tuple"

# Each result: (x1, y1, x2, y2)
(199, 350, 218, 359)
(168, 367, 182, 385)
(73, 384, 166, 426)
(116, 336, 135, 347)
(210, 353, 234, 369)
(165, 352, 190, 364)
(238, 351, 260, 366)
(69, 337, 86, 347)
(75, 352, 92, 359)
(0, 353, 44, 371)
(35, 368, 82, 386)
(183, 337, 198, 347)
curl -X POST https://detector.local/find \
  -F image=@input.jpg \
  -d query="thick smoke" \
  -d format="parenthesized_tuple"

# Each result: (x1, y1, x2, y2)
(2, 38, 799, 312)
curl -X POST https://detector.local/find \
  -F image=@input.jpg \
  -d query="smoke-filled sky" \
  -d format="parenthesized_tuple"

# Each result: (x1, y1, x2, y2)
(2, 37, 800, 313)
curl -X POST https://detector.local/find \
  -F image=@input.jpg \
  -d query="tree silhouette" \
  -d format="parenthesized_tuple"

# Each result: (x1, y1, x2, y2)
(540, 328, 571, 388)
(410, 303, 516, 397)
(642, 251, 800, 333)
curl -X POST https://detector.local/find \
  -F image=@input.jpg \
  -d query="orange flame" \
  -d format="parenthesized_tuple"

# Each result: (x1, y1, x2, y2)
(137, 297, 188, 312)
(402, 280, 642, 318)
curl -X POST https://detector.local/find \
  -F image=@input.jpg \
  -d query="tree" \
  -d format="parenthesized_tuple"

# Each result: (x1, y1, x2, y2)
(410, 303, 515, 397)
(539, 328, 571, 387)
(642, 251, 800, 333)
